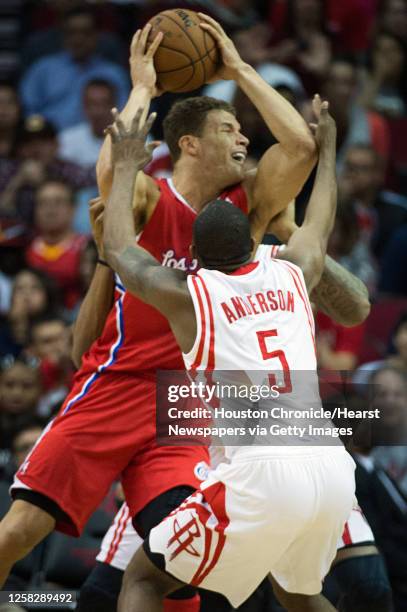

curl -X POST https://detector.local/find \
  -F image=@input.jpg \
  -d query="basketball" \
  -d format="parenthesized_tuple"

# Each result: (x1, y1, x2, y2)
(148, 8, 219, 93)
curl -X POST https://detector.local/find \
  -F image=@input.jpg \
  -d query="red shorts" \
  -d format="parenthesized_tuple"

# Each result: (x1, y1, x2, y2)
(12, 371, 209, 536)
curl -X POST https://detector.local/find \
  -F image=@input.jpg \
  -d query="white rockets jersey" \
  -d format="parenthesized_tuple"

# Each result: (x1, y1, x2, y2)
(183, 246, 316, 374)
(182, 245, 335, 457)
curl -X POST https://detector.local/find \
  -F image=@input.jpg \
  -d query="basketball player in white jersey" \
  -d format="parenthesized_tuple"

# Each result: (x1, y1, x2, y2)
(101, 102, 356, 611)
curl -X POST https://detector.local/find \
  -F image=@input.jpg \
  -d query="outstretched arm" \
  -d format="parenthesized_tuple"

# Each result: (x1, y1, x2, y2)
(96, 25, 161, 226)
(200, 13, 317, 221)
(280, 101, 337, 293)
(267, 202, 371, 327)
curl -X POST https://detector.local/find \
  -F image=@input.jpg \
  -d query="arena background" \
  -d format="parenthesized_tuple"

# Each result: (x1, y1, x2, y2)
(0, 0, 406, 610)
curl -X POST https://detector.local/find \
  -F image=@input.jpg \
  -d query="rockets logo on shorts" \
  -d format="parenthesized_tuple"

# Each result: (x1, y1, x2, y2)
(168, 514, 201, 560)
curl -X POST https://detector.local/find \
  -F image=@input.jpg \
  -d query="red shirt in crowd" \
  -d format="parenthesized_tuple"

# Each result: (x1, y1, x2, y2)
(317, 311, 365, 361)
(26, 234, 88, 309)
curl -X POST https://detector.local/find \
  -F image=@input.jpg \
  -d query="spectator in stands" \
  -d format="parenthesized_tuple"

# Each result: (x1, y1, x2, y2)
(0, 115, 96, 225)
(0, 268, 61, 359)
(361, 30, 407, 118)
(265, 0, 332, 93)
(0, 420, 43, 536)
(339, 143, 407, 258)
(59, 79, 116, 167)
(0, 219, 28, 316)
(268, 0, 376, 56)
(0, 356, 42, 452)
(27, 315, 73, 418)
(378, 0, 407, 41)
(22, 2, 125, 69)
(379, 224, 407, 296)
(0, 83, 20, 159)
(316, 57, 390, 171)
(316, 310, 365, 371)
(19, 7, 129, 130)
(386, 312, 407, 372)
(369, 366, 407, 445)
(370, 364, 407, 499)
(327, 199, 377, 292)
(26, 179, 88, 310)
(351, 430, 407, 612)
(12, 422, 43, 471)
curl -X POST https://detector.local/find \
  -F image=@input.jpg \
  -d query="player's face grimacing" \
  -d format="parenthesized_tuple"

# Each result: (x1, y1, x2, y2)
(198, 110, 249, 185)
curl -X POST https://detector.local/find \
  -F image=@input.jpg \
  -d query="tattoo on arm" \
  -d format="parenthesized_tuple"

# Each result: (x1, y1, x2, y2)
(311, 256, 370, 326)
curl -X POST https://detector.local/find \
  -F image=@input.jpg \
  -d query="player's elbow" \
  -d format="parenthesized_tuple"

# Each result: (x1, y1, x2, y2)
(294, 132, 318, 160)
(342, 296, 371, 327)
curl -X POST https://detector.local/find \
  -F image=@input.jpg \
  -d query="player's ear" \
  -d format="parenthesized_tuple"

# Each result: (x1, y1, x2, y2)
(178, 134, 200, 158)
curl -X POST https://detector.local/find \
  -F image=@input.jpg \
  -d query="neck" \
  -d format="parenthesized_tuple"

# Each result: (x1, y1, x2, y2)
(204, 254, 253, 273)
(172, 163, 228, 212)
(41, 229, 72, 244)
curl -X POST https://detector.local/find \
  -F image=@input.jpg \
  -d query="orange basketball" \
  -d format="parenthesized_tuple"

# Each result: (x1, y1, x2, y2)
(148, 8, 219, 93)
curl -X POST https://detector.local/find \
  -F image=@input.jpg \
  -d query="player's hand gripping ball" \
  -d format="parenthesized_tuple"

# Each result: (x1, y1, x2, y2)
(147, 8, 219, 93)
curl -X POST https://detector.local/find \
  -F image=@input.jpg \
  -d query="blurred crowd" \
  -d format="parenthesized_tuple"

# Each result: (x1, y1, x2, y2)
(0, 0, 407, 607)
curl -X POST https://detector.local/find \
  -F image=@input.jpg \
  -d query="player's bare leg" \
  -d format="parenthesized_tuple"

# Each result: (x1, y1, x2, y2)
(118, 547, 184, 612)
(0, 500, 55, 587)
(270, 575, 337, 612)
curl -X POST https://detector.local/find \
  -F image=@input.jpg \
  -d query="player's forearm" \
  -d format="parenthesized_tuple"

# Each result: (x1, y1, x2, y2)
(104, 163, 139, 263)
(302, 146, 337, 252)
(104, 163, 161, 302)
(96, 86, 153, 201)
(71, 265, 115, 368)
(235, 64, 316, 156)
(311, 256, 371, 327)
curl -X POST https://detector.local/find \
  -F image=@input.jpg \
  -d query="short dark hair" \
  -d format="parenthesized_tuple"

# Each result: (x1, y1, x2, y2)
(36, 179, 75, 204)
(84, 78, 117, 100)
(64, 6, 96, 26)
(13, 267, 62, 317)
(193, 199, 251, 269)
(163, 96, 236, 163)
(28, 314, 66, 345)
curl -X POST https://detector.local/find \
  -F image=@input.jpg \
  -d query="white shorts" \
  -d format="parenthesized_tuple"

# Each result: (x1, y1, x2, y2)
(97, 503, 142, 570)
(337, 503, 374, 549)
(147, 446, 356, 607)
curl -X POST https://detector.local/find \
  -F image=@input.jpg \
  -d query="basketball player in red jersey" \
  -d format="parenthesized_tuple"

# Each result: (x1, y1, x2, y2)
(101, 102, 354, 611)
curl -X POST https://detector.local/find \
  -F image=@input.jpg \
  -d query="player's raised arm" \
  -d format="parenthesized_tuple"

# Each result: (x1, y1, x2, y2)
(102, 108, 192, 332)
(199, 13, 317, 225)
(281, 101, 337, 293)
(96, 25, 160, 227)
(268, 206, 371, 327)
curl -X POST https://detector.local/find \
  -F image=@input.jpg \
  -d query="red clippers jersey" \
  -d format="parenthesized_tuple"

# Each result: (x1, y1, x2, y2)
(78, 178, 248, 379)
